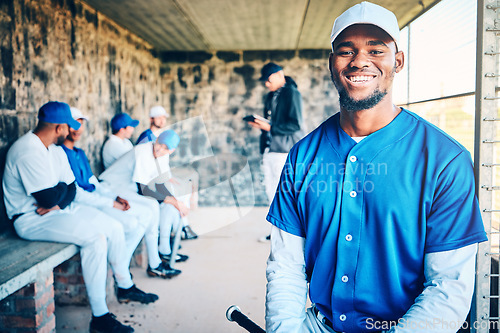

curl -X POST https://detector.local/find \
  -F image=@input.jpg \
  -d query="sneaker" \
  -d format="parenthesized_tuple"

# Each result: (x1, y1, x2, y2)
(117, 285, 159, 304)
(147, 261, 182, 279)
(181, 225, 198, 240)
(159, 252, 189, 263)
(90, 312, 133, 333)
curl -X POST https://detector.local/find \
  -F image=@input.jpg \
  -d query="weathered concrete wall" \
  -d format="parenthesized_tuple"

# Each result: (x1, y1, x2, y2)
(0, 0, 163, 232)
(157, 50, 339, 206)
(0, 0, 340, 231)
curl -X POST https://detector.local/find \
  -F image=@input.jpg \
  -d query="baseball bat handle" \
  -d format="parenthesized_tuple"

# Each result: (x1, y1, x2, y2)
(226, 305, 266, 333)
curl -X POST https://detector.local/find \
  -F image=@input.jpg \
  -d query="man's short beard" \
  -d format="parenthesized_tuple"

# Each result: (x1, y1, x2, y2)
(331, 65, 395, 113)
(337, 84, 387, 112)
(56, 134, 66, 145)
(331, 74, 386, 112)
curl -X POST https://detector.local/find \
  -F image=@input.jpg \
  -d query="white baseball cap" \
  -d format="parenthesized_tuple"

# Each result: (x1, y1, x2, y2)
(149, 105, 169, 118)
(330, 1, 400, 51)
(70, 107, 88, 121)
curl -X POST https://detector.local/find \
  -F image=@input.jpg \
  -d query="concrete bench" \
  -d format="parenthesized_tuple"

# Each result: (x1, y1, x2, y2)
(0, 232, 79, 332)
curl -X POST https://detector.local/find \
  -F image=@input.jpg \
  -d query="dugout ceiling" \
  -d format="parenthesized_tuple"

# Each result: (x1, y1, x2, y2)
(82, 0, 442, 52)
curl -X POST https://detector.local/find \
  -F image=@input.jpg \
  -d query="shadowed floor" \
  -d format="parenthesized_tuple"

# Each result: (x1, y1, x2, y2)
(55, 206, 270, 332)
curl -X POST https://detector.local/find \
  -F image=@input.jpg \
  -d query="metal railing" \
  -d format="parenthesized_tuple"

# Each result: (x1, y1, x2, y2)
(473, 0, 500, 332)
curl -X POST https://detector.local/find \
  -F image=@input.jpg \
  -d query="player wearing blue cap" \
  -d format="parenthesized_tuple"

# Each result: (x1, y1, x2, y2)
(99, 130, 190, 278)
(265, 2, 487, 333)
(102, 113, 139, 169)
(2, 102, 147, 332)
(61, 106, 175, 284)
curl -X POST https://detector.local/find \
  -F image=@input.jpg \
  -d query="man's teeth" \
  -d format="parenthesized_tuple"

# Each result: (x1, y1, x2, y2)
(348, 76, 373, 82)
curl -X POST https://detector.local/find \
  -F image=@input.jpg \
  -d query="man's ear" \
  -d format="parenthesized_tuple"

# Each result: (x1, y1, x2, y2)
(394, 51, 405, 73)
(328, 52, 334, 76)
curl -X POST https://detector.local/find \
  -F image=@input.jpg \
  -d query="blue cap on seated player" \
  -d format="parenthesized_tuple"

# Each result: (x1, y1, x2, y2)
(38, 101, 81, 130)
(157, 130, 180, 150)
(111, 113, 139, 132)
(259, 62, 283, 81)
(330, 1, 400, 51)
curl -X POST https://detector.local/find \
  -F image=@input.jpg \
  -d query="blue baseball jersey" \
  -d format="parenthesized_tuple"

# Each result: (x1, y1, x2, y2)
(267, 109, 487, 332)
(61, 145, 96, 192)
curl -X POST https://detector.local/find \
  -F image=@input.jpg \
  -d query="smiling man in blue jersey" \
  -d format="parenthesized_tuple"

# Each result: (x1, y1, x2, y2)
(265, 2, 487, 333)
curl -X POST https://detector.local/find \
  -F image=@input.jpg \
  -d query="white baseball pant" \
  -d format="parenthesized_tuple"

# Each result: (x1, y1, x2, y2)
(13, 203, 133, 317)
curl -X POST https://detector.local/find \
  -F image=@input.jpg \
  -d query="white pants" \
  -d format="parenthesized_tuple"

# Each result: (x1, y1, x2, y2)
(13, 203, 132, 317)
(113, 190, 183, 268)
(114, 190, 163, 269)
(99, 197, 153, 269)
(158, 202, 181, 255)
(262, 152, 288, 203)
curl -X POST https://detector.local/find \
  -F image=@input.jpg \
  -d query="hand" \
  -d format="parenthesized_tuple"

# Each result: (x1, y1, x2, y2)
(35, 205, 61, 216)
(249, 119, 271, 132)
(113, 196, 130, 211)
(164, 196, 189, 217)
(176, 201, 190, 217)
(116, 196, 130, 210)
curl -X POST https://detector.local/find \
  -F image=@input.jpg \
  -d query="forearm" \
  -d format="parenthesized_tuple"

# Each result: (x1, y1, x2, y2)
(390, 244, 477, 333)
(266, 226, 308, 333)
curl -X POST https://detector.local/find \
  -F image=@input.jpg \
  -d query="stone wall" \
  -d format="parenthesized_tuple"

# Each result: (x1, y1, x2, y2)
(0, 0, 163, 231)
(0, 0, 340, 231)
(158, 50, 340, 207)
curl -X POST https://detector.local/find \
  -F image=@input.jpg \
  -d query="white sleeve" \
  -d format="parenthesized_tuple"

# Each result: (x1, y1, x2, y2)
(389, 244, 477, 333)
(266, 225, 308, 333)
(90, 176, 117, 199)
(74, 184, 114, 209)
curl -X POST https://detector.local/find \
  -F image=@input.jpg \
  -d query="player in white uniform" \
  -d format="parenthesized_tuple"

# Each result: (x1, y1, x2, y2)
(2, 102, 157, 333)
(99, 130, 190, 277)
(62, 107, 177, 281)
(102, 113, 138, 169)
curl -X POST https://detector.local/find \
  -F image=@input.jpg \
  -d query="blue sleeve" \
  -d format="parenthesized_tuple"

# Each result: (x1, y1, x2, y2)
(136, 130, 152, 144)
(266, 154, 305, 237)
(425, 151, 487, 253)
(63, 147, 96, 192)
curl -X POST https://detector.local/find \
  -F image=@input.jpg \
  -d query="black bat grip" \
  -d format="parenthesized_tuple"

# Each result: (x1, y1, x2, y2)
(226, 305, 266, 333)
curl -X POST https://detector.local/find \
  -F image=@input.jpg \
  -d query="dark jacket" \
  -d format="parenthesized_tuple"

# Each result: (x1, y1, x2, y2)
(260, 76, 304, 154)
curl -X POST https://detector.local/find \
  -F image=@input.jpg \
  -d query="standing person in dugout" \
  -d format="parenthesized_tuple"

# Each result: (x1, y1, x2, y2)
(265, 2, 487, 333)
(2, 101, 154, 333)
(247, 62, 304, 242)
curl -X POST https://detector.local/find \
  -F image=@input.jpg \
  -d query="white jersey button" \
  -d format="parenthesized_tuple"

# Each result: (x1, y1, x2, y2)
(349, 156, 357, 162)
(350, 191, 357, 198)
(340, 314, 347, 321)
(341, 275, 348, 283)
(345, 234, 352, 241)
